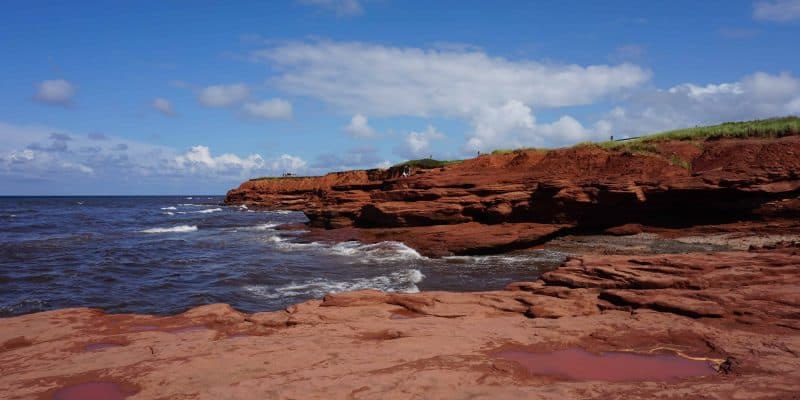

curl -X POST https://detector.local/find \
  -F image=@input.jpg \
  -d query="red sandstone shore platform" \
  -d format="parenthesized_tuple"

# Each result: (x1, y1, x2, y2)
(2, 248, 799, 399)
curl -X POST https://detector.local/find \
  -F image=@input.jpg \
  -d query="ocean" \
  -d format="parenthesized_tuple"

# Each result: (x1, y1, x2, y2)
(0, 196, 567, 317)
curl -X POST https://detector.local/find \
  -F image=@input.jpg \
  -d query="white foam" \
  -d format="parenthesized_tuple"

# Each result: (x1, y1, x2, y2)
(246, 223, 279, 231)
(175, 207, 224, 215)
(244, 269, 425, 300)
(161, 206, 177, 210)
(163, 212, 175, 216)
(276, 210, 293, 215)
(443, 251, 567, 267)
(140, 225, 198, 234)
(269, 239, 425, 264)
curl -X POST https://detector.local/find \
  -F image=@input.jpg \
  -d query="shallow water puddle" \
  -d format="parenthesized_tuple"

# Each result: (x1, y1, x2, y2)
(53, 382, 133, 400)
(492, 347, 715, 382)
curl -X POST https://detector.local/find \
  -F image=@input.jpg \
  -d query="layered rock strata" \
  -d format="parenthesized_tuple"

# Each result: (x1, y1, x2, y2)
(226, 136, 800, 256)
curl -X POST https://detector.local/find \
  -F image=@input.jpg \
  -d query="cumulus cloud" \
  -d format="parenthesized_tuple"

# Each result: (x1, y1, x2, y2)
(242, 98, 293, 120)
(297, 0, 363, 16)
(753, 0, 800, 22)
(62, 162, 94, 174)
(198, 84, 250, 107)
(394, 125, 446, 159)
(0, 120, 308, 189)
(595, 71, 800, 137)
(34, 79, 76, 106)
(464, 100, 596, 152)
(253, 40, 651, 117)
(152, 98, 176, 116)
(343, 114, 375, 137)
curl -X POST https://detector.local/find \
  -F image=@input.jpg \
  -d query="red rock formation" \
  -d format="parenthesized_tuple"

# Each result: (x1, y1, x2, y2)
(3, 246, 799, 399)
(226, 136, 800, 256)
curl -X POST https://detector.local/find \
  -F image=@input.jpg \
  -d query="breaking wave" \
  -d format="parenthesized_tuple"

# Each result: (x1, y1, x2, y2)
(195, 207, 223, 214)
(444, 250, 568, 266)
(244, 269, 425, 300)
(269, 238, 425, 263)
(232, 223, 278, 232)
(140, 225, 198, 234)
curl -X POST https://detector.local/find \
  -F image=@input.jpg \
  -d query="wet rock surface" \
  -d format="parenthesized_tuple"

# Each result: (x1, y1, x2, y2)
(2, 246, 799, 399)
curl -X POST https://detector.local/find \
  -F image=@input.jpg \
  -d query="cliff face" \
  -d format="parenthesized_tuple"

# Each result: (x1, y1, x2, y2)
(226, 136, 800, 255)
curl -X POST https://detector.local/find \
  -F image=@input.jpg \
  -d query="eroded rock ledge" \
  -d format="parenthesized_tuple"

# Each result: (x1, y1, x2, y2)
(225, 136, 800, 256)
(2, 247, 799, 399)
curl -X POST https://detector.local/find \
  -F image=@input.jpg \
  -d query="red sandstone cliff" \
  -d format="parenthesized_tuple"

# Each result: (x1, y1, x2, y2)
(226, 136, 800, 256)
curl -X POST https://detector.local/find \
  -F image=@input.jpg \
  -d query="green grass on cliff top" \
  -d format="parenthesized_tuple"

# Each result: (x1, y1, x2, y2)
(392, 158, 464, 169)
(596, 116, 800, 152)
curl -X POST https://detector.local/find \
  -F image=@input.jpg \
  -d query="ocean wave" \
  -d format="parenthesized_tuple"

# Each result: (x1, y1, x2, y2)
(163, 212, 175, 216)
(244, 269, 425, 300)
(140, 225, 198, 234)
(175, 207, 223, 215)
(443, 250, 568, 266)
(237, 223, 278, 231)
(0, 299, 48, 317)
(270, 239, 425, 263)
(161, 206, 177, 210)
(267, 235, 286, 242)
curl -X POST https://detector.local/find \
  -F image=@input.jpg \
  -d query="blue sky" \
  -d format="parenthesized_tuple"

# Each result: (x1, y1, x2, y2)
(1, 0, 799, 195)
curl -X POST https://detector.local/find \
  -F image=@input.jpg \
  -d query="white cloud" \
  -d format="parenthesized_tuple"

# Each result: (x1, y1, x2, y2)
(753, 0, 800, 22)
(343, 114, 375, 137)
(395, 125, 445, 159)
(198, 84, 250, 107)
(34, 79, 76, 106)
(9, 149, 35, 163)
(173, 146, 306, 176)
(174, 145, 265, 171)
(62, 162, 94, 174)
(297, 0, 363, 16)
(596, 71, 800, 137)
(152, 97, 176, 116)
(253, 40, 651, 117)
(463, 100, 596, 152)
(269, 154, 307, 172)
(242, 98, 293, 120)
(0, 120, 308, 186)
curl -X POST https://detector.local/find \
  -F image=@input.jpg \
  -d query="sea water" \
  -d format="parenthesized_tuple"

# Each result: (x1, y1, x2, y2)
(0, 196, 566, 317)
